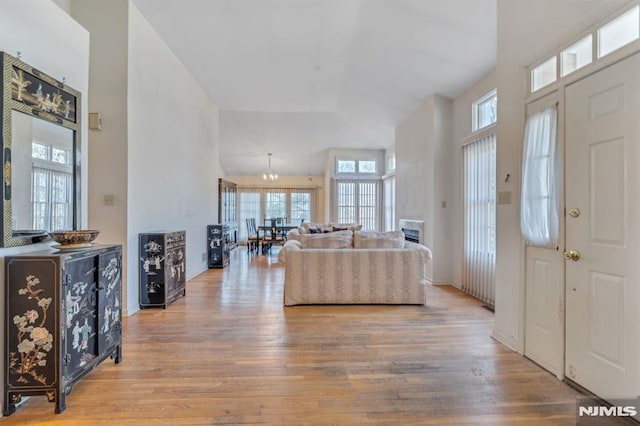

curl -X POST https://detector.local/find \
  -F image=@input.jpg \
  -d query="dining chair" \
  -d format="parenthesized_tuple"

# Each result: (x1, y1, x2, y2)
(245, 218, 259, 254)
(262, 217, 286, 253)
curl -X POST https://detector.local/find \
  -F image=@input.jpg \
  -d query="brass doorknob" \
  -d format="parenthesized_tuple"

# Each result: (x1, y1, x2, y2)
(563, 250, 581, 261)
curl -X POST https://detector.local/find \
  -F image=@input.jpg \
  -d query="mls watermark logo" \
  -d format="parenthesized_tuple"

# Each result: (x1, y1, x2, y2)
(576, 396, 640, 425)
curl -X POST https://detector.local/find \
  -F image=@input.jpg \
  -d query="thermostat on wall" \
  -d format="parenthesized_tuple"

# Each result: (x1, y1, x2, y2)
(89, 112, 102, 130)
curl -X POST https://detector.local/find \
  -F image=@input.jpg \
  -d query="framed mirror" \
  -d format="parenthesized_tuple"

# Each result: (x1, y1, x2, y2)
(1, 52, 81, 247)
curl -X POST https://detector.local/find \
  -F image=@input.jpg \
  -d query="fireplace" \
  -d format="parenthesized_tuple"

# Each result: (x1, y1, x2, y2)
(399, 219, 424, 245)
(403, 229, 420, 243)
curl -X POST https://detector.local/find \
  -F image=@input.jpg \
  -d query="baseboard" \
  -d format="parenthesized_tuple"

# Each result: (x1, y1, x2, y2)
(491, 330, 519, 353)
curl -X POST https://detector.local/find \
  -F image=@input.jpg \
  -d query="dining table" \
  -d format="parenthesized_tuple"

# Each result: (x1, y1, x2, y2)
(257, 223, 299, 254)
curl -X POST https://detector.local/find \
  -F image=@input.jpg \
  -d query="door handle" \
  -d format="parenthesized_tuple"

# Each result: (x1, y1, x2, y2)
(563, 249, 581, 261)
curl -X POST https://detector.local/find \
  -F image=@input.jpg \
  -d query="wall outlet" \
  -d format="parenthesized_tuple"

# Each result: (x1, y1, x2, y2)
(498, 191, 512, 205)
(441, 200, 447, 209)
(202, 252, 207, 262)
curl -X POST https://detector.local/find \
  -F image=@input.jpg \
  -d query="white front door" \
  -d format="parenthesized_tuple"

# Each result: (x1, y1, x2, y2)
(565, 52, 640, 400)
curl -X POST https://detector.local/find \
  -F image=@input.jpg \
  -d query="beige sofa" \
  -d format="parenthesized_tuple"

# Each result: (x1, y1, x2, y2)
(279, 228, 432, 306)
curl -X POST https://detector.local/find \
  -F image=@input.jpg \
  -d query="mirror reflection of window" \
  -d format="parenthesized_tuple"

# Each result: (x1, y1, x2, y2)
(11, 110, 73, 233)
(31, 140, 73, 231)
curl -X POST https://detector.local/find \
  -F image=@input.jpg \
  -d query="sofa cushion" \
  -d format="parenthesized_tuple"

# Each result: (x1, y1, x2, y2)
(299, 222, 330, 234)
(353, 230, 405, 248)
(300, 230, 353, 249)
(331, 223, 363, 232)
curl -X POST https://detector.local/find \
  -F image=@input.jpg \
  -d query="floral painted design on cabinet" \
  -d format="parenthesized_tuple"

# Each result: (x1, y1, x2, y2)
(9, 274, 54, 385)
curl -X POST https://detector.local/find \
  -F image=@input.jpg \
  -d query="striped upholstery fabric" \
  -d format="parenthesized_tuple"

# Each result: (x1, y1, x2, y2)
(282, 241, 431, 306)
(353, 230, 405, 248)
(299, 230, 353, 249)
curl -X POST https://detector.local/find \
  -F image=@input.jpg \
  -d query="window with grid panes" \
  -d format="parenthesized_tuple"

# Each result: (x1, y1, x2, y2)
(335, 179, 379, 230)
(31, 141, 73, 231)
(290, 192, 311, 223)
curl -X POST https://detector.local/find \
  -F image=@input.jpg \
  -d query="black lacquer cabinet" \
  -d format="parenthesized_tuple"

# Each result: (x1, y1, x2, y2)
(139, 230, 186, 308)
(207, 224, 230, 268)
(218, 179, 238, 250)
(4, 244, 123, 415)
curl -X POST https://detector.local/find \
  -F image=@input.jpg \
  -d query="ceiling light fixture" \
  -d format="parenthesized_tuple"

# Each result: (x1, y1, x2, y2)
(262, 152, 278, 183)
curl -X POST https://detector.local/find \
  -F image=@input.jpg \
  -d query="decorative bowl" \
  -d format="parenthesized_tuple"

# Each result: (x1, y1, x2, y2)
(48, 229, 100, 246)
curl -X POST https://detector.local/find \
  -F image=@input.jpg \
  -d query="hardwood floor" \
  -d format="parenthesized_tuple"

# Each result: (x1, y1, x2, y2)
(2, 249, 581, 425)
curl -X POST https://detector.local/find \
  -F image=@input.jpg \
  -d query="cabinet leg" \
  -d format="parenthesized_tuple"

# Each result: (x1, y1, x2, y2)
(114, 345, 122, 364)
(3, 392, 17, 416)
(55, 389, 66, 414)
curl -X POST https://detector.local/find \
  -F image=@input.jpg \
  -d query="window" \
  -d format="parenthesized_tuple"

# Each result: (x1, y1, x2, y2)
(335, 179, 379, 230)
(531, 57, 557, 92)
(383, 176, 395, 231)
(472, 89, 497, 132)
(462, 134, 496, 305)
(358, 181, 377, 228)
(358, 160, 376, 173)
(598, 5, 640, 57)
(562, 35, 593, 76)
(265, 190, 286, 219)
(290, 192, 311, 223)
(521, 105, 559, 248)
(337, 160, 356, 173)
(529, 3, 640, 94)
(336, 158, 377, 174)
(237, 187, 315, 243)
(386, 152, 396, 173)
(336, 182, 355, 224)
(31, 141, 73, 231)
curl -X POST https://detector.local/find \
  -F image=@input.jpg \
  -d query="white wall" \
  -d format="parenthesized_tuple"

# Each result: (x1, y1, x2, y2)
(395, 94, 453, 284)
(450, 71, 496, 288)
(71, 0, 131, 309)
(71, 0, 222, 316)
(51, 0, 71, 13)
(396, 100, 433, 241)
(432, 95, 453, 284)
(127, 2, 222, 315)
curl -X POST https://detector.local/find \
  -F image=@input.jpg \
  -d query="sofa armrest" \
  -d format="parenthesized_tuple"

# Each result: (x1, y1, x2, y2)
(404, 240, 433, 263)
(286, 228, 303, 242)
(277, 239, 302, 264)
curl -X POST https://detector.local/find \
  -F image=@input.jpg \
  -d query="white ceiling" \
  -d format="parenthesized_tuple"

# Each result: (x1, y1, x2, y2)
(130, 0, 496, 175)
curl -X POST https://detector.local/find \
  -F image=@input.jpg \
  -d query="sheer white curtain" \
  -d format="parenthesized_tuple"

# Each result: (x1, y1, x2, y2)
(463, 134, 496, 305)
(32, 164, 73, 231)
(521, 105, 559, 248)
(237, 187, 315, 243)
(237, 190, 262, 243)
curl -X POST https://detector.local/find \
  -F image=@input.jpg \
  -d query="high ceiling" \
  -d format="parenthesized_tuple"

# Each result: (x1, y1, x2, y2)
(130, 0, 496, 175)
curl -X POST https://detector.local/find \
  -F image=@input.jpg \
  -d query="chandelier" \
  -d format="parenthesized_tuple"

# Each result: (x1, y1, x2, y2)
(262, 152, 278, 182)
